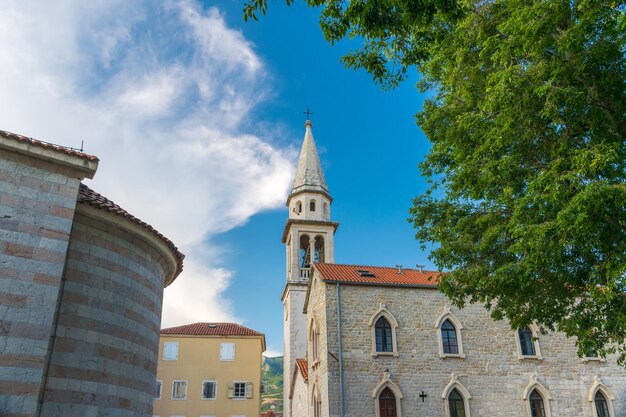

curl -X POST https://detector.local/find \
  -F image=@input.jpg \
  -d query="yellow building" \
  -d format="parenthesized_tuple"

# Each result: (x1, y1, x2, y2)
(153, 322, 266, 417)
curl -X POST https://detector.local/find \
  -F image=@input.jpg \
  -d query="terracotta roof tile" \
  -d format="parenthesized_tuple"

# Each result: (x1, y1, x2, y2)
(78, 184, 184, 278)
(160, 322, 264, 337)
(314, 263, 440, 287)
(295, 358, 308, 382)
(0, 129, 98, 161)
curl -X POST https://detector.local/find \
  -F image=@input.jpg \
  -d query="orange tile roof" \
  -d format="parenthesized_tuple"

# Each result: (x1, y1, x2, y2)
(161, 322, 264, 337)
(0, 129, 98, 161)
(295, 358, 308, 382)
(78, 184, 184, 279)
(261, 412, 283, 417)
(314, 263, 440, 287)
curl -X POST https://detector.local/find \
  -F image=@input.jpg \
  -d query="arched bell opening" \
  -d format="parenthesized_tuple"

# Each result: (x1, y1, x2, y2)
(299, 234, 312, 279)
(314, 235, 325, 263)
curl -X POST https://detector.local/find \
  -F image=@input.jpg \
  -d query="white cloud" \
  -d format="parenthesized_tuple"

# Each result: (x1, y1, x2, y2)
(0, 0, 293, 329)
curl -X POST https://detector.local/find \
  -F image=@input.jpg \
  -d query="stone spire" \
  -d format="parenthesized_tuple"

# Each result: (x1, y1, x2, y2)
(291, 120, 330, 198)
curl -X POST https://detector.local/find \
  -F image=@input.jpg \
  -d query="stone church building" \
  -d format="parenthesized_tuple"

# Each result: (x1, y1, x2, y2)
(282, 121, 625, 417)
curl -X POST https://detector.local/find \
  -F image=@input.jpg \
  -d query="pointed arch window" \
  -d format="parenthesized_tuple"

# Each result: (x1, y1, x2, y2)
(379, 387, 397, 417)
(441, 320, 458, 354)
(519, 327, 535, 355)
(373, 374, 403, 417)
(448, 389, 466, 417)
(442, 374, 471, 417)
(309, 319, 320, 366)
(589, 379, 615, 417)
(594, 392, 609, 417)
(312, 385, 322, 417)
(529, 390, 546, 417)
(435, 308, 465, 358)
(522, 376, 551, 417)
(516, 325, 542, 359)
(375, 317, 393, 353)
(368, 305, 399, 356)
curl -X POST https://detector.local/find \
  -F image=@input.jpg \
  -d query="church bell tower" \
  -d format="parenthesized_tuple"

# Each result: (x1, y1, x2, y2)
(282, 119, 338, 416)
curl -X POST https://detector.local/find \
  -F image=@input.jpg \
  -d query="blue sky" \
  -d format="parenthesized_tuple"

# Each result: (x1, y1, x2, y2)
(0, 0, 433, 356)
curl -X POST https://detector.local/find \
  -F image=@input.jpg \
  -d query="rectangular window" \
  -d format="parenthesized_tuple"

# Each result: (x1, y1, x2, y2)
(234, 382, 247, 398)
(202, 380, 217, 400)
(154, 380, 162, 399)
(163, 342, 179, 360)
(229, 381, 252, 399)
(171, 380, 187, 400)
(518, 328, 536, 356)
(220, 342, 235, 361)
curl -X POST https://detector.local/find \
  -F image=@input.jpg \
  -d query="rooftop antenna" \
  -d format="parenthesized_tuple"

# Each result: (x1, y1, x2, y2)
(395, 264, 403, 274)
(416, 264, 425, 273)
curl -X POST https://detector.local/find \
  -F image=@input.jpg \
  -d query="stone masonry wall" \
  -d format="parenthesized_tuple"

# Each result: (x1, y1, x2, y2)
(283, 282, 309, 417)
(307, 272, 333, 417)
(39, 209, 171, 417)
(291, 370, 309, 417)
(0, 149, 84, 417)
(318, 282, 625, 417)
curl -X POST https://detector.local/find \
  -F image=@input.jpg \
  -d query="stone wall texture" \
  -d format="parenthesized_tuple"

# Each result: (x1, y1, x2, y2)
(307, 275, 626, 417)
(39, 209, 173, 417)
(0, 135, 181, 417)
(283, 282, 308, 417)
(0, 150, 84, 417)
(291, 369, 309, 417)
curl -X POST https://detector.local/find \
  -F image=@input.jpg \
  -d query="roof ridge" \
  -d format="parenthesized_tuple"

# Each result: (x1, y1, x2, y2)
(315, 262, 438, 273)
(0, 129, 99, 161)
(160, 322, 264, 337)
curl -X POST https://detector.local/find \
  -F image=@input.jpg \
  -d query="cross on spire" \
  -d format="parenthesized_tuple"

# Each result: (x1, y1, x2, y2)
(303, 107, 314, 120)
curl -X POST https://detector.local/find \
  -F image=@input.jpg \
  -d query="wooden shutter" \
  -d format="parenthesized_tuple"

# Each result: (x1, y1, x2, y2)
(227, 382, 234, 398)
(220, 343, 235, 360)
(163, 342, 178, 360)
(245, 382, 253, 398)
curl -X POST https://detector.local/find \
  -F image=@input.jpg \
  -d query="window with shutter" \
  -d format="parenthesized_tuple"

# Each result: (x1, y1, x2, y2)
(220, 343, 235, 361)
(154, 380, 162, 399)
(202, 381, 217, 400)
(231, 381, 248, 399)
(163, 342, 179, 360)
(171, 380, 187, 400)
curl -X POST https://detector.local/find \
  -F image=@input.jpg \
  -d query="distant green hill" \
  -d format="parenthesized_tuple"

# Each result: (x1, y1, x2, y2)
(261, 356, 283, 412)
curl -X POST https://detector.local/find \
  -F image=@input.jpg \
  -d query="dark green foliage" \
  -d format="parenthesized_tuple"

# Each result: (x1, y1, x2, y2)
(245, 0, 626, 364)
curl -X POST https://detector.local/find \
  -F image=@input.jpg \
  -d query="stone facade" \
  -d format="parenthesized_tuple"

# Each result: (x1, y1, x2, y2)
(304, 271, 626, 417)
(0, 129, 183, 417)
(282, 122, 625, 417)
(290, 362, 310, 417)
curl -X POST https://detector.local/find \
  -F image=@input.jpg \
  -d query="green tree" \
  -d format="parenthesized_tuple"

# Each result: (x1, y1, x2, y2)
(245, 1, 626, 363)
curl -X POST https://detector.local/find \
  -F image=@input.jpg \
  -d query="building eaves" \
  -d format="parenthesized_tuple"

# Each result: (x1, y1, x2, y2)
(78, 184, 184, 278)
